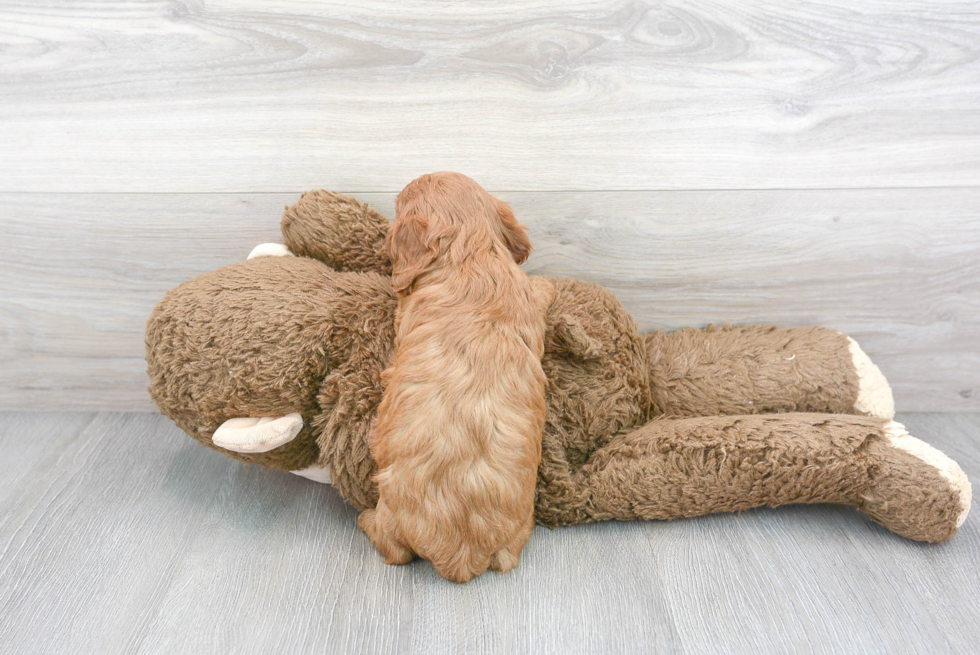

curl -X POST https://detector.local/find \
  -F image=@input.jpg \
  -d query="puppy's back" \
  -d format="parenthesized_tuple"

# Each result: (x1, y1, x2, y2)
(373, 265, 549, 582)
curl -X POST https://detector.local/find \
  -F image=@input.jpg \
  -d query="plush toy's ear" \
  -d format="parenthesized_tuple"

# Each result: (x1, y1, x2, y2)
(493, 197, 532, 265)
(386, 212, 436, 293)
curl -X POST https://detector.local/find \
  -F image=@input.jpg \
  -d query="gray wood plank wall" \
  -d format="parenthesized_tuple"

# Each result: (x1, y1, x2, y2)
(1, 1, 978, 412)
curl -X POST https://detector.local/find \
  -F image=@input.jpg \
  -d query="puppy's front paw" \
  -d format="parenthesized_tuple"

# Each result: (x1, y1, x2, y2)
(357, 508, 378, 537)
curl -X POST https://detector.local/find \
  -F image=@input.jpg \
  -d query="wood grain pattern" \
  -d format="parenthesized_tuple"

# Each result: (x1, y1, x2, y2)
(0, 411, 978, 654)
(883, 414, 980, 655)
(1, 1, 979, 192)
(2, 189, 977, 412)
(0, 413, 235, 654)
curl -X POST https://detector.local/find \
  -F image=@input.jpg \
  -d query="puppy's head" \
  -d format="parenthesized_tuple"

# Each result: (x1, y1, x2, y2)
(388, 172, 531, 293)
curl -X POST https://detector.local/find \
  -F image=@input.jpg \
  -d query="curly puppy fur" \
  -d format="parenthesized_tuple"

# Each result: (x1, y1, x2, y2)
(358, 173, 549, 583)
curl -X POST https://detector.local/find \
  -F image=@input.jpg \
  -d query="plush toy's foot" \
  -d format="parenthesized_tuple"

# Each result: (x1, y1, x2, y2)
(211, 413, 304, 453)
(247, 243, 293, 259)
(860, 421, 971, 542)
(848, 337, 895, 419)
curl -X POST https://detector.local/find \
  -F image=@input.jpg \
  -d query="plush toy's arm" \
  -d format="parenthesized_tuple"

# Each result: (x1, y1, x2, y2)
(312, 360, 384, 511)
(281, 190, 392, 274)
(645, 324, 894, 419)
(544, 414, 970, 543)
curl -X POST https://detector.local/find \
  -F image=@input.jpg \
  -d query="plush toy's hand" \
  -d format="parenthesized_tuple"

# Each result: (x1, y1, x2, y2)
(863, 420, 971, 538)
(281, 190, 391, 274)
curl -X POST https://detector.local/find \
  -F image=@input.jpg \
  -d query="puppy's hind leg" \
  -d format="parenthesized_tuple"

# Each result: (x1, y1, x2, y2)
(488, 548, 520, 574)
(358, 504, 414, 565)
(489, 515, 535, 574)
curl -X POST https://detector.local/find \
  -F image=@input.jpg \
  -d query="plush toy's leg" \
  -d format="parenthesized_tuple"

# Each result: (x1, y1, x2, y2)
(312, 359, 393, 511)
(573, 414, 970, 542)
(290, 463, 332, 484)
(645, 325, 894, 419)
(864, 421, 971, 539)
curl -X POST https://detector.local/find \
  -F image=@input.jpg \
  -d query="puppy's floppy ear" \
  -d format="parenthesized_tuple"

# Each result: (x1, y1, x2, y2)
(493, 197, 532, 265)
(386, 212, 436, 292)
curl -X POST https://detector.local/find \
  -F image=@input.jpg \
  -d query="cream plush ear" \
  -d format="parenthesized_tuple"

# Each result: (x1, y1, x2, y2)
(386, 212, 437, 293)
(247, 243, 293, 259)
(493, 197, 532, 265)
(212, 413, 304, 453)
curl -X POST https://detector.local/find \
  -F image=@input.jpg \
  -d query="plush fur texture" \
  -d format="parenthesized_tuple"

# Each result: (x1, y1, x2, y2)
(359, 173, 548, 581)
(577, 414, 964, 542)
(145, 189, 971, 547)
(146, 257, 397, 488)
(281, 189, 391, 274)
(645, 324, 860, 417)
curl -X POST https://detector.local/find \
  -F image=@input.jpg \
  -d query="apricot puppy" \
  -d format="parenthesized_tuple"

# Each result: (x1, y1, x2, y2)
(358, 172, 552, 583)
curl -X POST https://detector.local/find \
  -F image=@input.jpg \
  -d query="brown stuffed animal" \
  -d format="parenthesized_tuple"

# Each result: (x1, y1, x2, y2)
(146, 190, 971, 545)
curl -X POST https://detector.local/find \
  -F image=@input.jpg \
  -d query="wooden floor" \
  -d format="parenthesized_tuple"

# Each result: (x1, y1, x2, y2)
(0, 411, 977, 654)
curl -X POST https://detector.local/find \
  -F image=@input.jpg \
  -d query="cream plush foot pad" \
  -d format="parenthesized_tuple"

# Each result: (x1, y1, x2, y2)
(848, 337, 896, 419)
(885, 420, 972, 528)
(212, 413, 304, 453)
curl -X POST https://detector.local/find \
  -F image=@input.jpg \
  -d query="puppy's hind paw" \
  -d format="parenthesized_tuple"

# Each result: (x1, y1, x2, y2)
(358, 509, 414, 565)
(489, 548, 520, 574)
